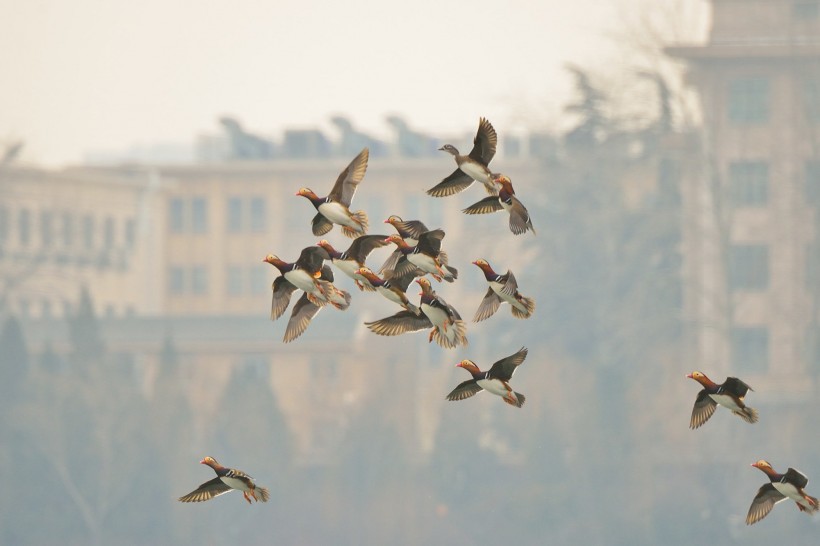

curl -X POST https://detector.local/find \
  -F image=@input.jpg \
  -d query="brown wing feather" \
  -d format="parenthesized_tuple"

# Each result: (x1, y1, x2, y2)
(689, 390, 717, 429)
(488, 347, 528, 381)
(446, 379, 483, 401)
(746, 483, 786, 525)
(178, 477, 232, 503)
(329, 147, 369, 206)
(468, 117, 497, 164)
(271, 277, 297, 321)
(365, 310, 431, 336)
(463, 196, 503, 215)
(428, 169, 475, 197)
(473, 287, 502, 322)
(283, 293, 322, 343)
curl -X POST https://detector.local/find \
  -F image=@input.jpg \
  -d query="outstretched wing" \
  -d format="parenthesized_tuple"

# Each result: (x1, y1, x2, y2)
(297, 245, 330, 273)
(446, 379, 483, 402)
(508, 195, 535, 235)
(468, 117, 497, 165)
(329, 147, 369, 206)
(722, 377, 753, 398)
(178, 477, 232, 503)
(347, 234, 390, 262)
(271, 277, 297, 321)
(392, 218, 428, 241)
(499, 270, 519, 296)
(473, 287, 502, 322)
(689, 390, 717, 429)
(365, 310, 431, 336)
(427, 169, 475, 197)
(312, 212, 333, 236)
(488, 347, 528, 381)
(416, 229, 445, 255)
(283, 293, 322, 343)
(746, 483, 786, 525)
(462, 196, 503, 215)
(784, 468, 810, 489)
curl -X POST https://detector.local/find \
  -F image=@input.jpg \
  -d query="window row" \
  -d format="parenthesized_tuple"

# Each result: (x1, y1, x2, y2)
(726, 159, 820, 207)
(0, 207, 136, 250)
(727, 76, 820, 125)
(167, 265, 269, 296)
(168, 195, 268, 234)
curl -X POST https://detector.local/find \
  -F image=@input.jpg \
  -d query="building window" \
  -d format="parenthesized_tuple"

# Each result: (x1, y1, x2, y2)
(728, 77, 770, 124)
(729, 161, 769, 206)
(191, 197, 207, 233)
(191, 266, 208, 294)
(250, 197, 266, 232)
(82, 215, 94, 250)
(169, 267, 185, 295)
(103, 217, 115, 247)
(226, 266, 243, 296)
(0, 206, 8, 242)
(227, 196, 243, 232)
(125, 218, 136, 247)
(18, 208, 31, 246)
(249, 266, 267, 295)
(61, 212, 73, 246)
(729, 244, 769, 290)
(40, 211, 54, 248)
(794, 1, 820, 19)
(169, 198, 184, 233)
(804, 77, 820, 122)
(731, 326, 769, 373)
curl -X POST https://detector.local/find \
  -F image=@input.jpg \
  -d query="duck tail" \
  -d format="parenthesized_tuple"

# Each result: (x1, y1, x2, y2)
(341, 210, 369, 238)
(255, 486, 271, 503)
(511, 294, 535, 319)
(503, 392, 525, 408)
(330, 287, 351, 310)
(734, 406, 758, 424)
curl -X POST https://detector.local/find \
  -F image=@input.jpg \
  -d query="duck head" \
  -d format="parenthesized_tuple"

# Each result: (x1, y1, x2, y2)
(438, 144, 459, 156)
(296, 188, 320, 200)
(456, 359, 481, 375)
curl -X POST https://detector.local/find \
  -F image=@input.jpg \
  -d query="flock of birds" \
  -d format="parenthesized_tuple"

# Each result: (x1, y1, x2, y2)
(177, 118, 818, 529)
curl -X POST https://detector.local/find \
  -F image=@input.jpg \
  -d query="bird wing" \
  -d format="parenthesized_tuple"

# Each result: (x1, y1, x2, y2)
(784, 468, 810, 489)
(462, 196, 503, 215)
(178, 477, 232, 503)
(378, 249, 403, 274)
(347, 234, 390, 262)
(427, 169, 475, 197)
(473, 287, 502, 322)
(689, 390, 717, 429)
(390, 256, 421, 279)
(746, 483, 787, 525)
(393, 219, 429, 240)
(488, 347, 528, 381)
(416, 229, 445, 255)
(385, 266, 424, 292)
(499, 270, 519, 296)
(722, 377, 753, 398)
(365, 310, 431, 336)
(467, 117, 497, 164)
(508, 195, 535, 235)
(297, 246, 330, 273)
(284, 293, 322, 343)
(311, 212, 334, 236)
(271, 277, 297, 321)
(319, 264, 335, 282)
(446, 379, 483, 401)
(329, 147, 369, 206)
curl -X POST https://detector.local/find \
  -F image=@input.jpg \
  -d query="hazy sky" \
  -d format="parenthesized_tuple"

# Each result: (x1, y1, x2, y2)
(0, 0, 703, 165)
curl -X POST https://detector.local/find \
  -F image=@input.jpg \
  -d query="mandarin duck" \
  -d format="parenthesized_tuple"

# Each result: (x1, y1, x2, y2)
(383, 231, 457, 283)
(296, 147, 370, 238)
(178, 457, 270, 504)
(428, 117, 497, 197)
(356, 266, 421, 314)
(264, 246, 350, 320)
(746, 460, 819, 524)
(316, 235, 390, 291)
(462, 174, 535, 235)
(282, 264, 348, 343)
(446, 347, 528, 407)
(365, 278, 467, 349)
(686, 371, 758, 429)
(379, 215, 429, 273)
(472, 259, 535, 321)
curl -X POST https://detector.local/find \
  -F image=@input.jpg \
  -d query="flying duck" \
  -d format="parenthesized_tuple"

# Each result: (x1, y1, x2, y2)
(365, 278, 467, 348)
(356, 266, 421, 314)
(428, 117, 498, 197)
(383, 231, 457, 283)
(462, 174, 535, 235)
(380, 215, 429, 273)
(264, 246, 350, 319)
(281, 264, 348, 343)
(471, 259, 535, 321)
(746, 460, 819, 525)
(296, 147, 370, 238)
(686, 371, 758, 429)
(316, 235, 390, 291)
(178, 457, 270, 504)
(446, 347, 528, 407)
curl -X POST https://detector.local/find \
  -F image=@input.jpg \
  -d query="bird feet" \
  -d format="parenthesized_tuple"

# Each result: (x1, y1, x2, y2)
(243, 492, 252, 504)
(428, 329, 434, 343)
(432, 274, 443, 282)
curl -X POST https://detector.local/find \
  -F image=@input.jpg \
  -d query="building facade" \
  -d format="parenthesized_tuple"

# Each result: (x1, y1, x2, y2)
(669, 0, 820, 394)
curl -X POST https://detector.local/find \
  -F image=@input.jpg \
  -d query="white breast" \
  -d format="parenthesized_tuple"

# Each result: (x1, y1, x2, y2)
(477, 378, 509, 397)
(459, 161, 491, 184)
(708, 393, 742, 412)
(772, 481, 802, 502)
(318, 202, 355, 226)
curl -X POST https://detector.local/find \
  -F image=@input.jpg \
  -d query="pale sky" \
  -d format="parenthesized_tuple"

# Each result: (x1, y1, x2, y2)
(0, 0, 706, 166)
